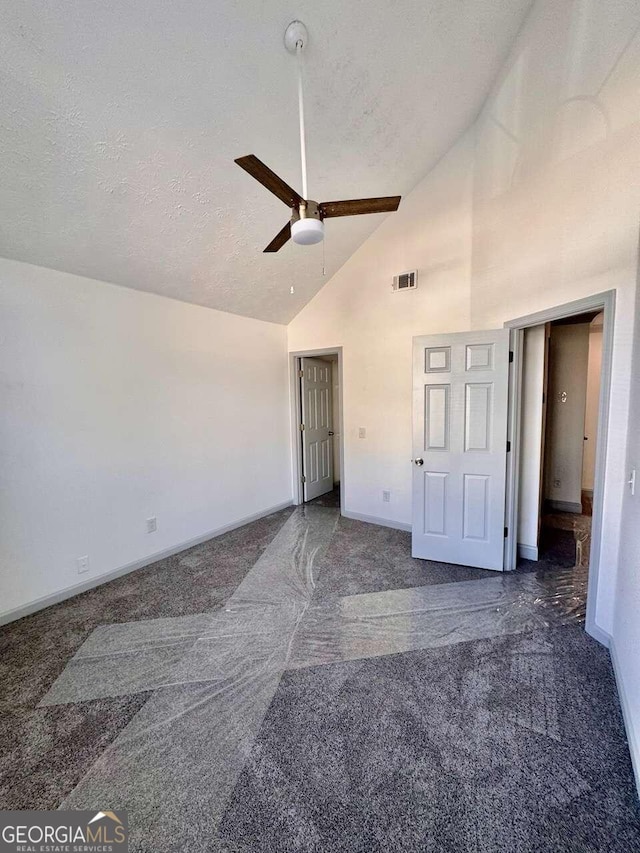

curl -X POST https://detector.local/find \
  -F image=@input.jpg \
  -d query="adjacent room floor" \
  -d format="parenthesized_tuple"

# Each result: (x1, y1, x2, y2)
(1, 506, 638, 852)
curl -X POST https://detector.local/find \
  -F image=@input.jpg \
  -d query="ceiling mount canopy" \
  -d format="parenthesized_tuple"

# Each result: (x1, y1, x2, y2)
(235, 20, 402, 253)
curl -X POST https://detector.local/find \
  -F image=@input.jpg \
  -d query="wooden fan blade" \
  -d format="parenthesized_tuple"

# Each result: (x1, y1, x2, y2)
(235, 155, 303, 208)
(319, 196, 401, 218)
(264, 221, 292, 252)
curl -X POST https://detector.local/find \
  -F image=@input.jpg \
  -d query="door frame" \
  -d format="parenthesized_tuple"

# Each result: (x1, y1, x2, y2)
(504, 290, 616, 646)
(289, 347, 344, 508)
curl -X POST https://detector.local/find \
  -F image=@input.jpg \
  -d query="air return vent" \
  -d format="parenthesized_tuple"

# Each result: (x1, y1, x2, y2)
(392, 270, 417, 292)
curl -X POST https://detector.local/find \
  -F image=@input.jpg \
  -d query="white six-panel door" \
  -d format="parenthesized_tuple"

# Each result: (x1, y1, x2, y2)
(301, 357, 334, 502)
(412, 330, 510, 570)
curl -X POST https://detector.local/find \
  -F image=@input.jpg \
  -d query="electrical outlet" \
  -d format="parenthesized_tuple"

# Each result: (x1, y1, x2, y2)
(358, 427, 366, 439)
(77, 555, 89, 575)
(146, 516, 157, 533)
(382, 490, 391, 503)
(553, 478, 561, 489)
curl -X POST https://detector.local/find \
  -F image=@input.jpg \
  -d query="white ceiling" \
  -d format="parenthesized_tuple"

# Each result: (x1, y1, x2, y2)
(0, 1, 532, 324)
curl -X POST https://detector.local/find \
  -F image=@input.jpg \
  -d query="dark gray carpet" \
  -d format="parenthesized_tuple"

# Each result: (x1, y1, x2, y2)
(537, 527, 577, 569)
(306, 487, 341, 508)
(312, 516, 500, 600)
(1, 507, 638, 852)
(0, 507, 293, 809)
(219, 626, 640, 852)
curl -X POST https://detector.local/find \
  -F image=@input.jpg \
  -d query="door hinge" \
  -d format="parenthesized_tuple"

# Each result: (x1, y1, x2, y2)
(298, 369, 304, 378)
(301, 475, 306, 483)
(504, 527, 508, 538)
(506, 440, 511, 452)
(299, 423, 305, 431)
(509, 351, 514, 363)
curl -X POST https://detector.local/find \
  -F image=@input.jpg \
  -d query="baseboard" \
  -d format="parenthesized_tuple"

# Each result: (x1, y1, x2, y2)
(547, 500, 583, 513)
(586, 620, 611, 649)
(342, 510, 412, 532)
(517, 543, 539, 561)
(609, 638, 640, 797)
(0, 500, 293, 627)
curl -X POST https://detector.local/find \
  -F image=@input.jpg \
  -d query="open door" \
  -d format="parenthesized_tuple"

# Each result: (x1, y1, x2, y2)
(412, 330, 510, 570)
(300, 357, 334, 501)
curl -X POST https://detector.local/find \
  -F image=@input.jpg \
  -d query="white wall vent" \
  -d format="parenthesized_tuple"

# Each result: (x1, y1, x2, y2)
(392, 270, 417, 292)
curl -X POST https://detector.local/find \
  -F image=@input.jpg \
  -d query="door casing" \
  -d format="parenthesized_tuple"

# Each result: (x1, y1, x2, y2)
(504, 290, 616, 647)
(289, 347, 344, 509)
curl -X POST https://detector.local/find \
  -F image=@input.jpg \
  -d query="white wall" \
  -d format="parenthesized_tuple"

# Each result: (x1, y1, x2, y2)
(582, 323, 603, 491)
(518, 326, 545, 552)
(288, 0, 640, 639)
(544, 323, 590, 509)
(613, 269, 640, 790)
(471, 0, 640, 634)
(288, 133, 474, 526)
(0, 258, 291, 619)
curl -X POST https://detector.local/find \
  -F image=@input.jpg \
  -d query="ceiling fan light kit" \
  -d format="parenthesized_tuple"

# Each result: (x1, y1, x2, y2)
(292, 216, 324, 245)
(235, 20, 401, 253)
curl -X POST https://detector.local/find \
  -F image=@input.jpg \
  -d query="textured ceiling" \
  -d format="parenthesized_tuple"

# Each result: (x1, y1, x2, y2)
(0, 0, 532, 324)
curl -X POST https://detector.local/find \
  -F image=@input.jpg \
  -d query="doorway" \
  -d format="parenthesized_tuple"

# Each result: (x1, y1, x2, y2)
(535, 312, 603, 569)
(410, 291, 613, 642)
(289, 348, 343, 510)
(506, 290, 615, 644)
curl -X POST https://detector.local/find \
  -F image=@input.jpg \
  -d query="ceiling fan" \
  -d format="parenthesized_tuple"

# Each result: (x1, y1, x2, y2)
(235, 21, 401, 253)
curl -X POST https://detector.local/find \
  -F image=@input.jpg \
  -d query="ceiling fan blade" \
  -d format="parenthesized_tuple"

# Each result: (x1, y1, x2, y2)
(235, 155, 303, 208)
(319, 196, 401, 218)
(264, 222, 292, 253)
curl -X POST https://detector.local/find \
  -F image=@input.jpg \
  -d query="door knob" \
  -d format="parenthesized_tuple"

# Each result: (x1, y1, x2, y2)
(414, 458, 424, 467)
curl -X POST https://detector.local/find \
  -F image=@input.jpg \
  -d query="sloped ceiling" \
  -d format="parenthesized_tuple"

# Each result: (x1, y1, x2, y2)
(0, 0, 532, 324)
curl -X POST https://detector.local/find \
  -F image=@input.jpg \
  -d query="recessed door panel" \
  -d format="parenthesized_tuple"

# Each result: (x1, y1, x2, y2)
(463, 474, 489, 540)
(308, 441, 319, 484)
(307, 389, 317, 430)
(318, 387, 330, 429)
(425, 347, 451, 373)
(425, 385, 450, 451)
(424, 472, 447, 535)
(466, 343, 494, 371)
(465, 383, 492, 451)
(320, 439, 331, 479)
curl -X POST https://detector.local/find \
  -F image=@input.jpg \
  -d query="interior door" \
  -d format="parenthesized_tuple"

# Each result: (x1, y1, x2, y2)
(412, 330, 510, 570)
(301, 357, 334, 501)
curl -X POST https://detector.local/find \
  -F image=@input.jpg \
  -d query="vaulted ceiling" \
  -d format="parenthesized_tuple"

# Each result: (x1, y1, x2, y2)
(1, 1, 532, 323)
